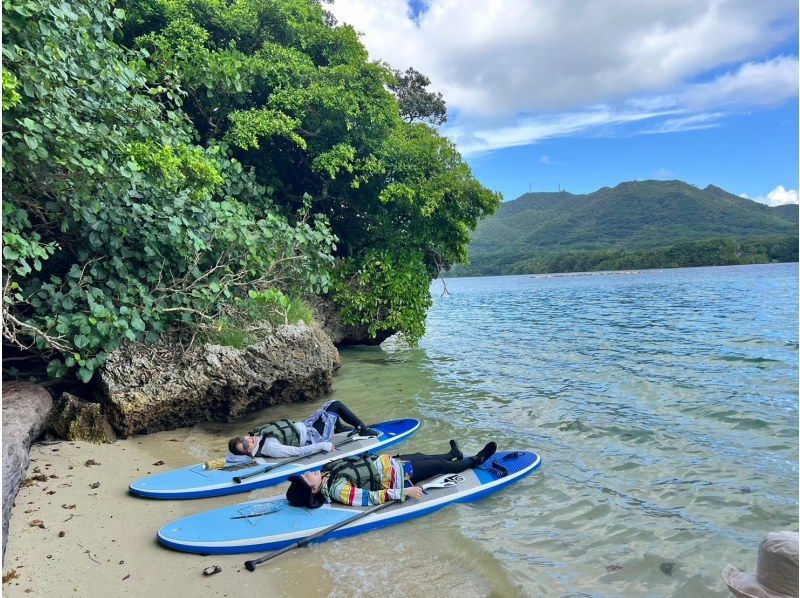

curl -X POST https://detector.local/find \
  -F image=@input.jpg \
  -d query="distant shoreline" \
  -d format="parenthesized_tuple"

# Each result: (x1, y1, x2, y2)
(445, 257, 798, 279)
(447, 235, 798, 278)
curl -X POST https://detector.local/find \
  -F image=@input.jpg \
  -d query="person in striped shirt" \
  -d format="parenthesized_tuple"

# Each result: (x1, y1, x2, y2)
(285, 441, 497, 508)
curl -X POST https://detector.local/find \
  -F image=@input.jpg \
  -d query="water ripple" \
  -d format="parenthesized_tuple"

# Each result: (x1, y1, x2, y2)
(360, 263, 799, 597)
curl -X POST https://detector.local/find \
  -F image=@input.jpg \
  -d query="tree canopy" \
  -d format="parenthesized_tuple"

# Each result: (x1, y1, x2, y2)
(2, 0, 498, 381)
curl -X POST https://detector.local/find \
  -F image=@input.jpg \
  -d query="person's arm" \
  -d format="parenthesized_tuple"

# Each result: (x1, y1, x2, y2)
(258, 437, 332, 458)
(327, 477, 404, 506)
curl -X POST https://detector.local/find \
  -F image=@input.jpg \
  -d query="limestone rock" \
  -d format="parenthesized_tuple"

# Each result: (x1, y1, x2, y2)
(98, 322, 341, 436)
(307, 295, 394, 346)
(47, 392, 116, 443)
(2, 381, 53, 559)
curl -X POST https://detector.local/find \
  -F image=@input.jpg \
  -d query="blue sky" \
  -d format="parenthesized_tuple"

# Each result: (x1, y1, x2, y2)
(330, 0, 798, 205)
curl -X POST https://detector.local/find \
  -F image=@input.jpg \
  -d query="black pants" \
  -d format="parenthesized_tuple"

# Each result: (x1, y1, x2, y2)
(312, 401, 364, 435)
(395, 452, 474, 484)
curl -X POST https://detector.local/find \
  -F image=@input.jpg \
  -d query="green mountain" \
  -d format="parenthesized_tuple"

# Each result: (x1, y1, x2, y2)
(450, 180, 799, 276)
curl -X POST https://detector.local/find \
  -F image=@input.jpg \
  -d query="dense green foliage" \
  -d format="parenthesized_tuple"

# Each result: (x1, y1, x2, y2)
(207, 290, 314, 349)
(503, 236, 798, 275)
(451, 180, 798, 276)
(388, 67, 448, 125)
(114, 0, 498, 341)
(2, 0, 336, 381)
(2, 0, 496, 380)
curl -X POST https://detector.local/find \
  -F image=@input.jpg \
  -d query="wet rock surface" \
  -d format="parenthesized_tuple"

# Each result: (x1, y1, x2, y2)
(2, 381, 53, 558)
(97, 322, 341, 436)
(47, 393, 116, 444)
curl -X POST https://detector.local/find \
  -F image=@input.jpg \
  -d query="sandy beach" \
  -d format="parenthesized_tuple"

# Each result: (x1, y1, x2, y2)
(2, 398, 505, 598)
(3, 435, 309, 596)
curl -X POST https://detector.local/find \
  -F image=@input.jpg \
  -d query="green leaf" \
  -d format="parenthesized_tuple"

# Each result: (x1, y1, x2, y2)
(77, 366, 93, 383)
(47, 359, 67, 379)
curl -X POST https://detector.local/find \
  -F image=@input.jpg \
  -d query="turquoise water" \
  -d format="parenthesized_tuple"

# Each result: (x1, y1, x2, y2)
(325, 263, 798, 596)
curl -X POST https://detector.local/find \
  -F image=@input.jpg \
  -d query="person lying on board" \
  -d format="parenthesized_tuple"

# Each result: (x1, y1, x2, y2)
(227, 400, 379, 461)
(285, 441, 497, 508)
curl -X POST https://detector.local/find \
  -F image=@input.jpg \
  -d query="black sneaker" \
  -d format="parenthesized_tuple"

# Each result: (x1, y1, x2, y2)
(470, 442, 497, 467)
(356, 425, 380, 437)
(449, 439, 463, 460)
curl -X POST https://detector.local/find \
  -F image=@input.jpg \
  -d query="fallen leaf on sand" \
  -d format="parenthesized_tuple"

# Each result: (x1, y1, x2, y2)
(152, 461, 165, 466)
(122, 574, 130, 581)
(203, 565, 222, 576)
(58, 531, 65, 537)
(61, 504, 76, 510)
(89, 482, 100, 489)
(2, 569, 20, 584)
(85, 459, 101, 467)
(21, 474, 47, 486)
(29, 520, 45, 529)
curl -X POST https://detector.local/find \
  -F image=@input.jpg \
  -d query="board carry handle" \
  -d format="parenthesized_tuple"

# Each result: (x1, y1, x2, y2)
(232, 435, 368, 484)
(244, 499, 398, 571)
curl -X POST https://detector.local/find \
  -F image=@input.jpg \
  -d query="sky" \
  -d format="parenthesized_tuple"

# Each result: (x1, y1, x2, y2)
(328, 0, 799, 205)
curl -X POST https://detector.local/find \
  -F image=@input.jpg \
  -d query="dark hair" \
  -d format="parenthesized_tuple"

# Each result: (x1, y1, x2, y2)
(286, 475, 325, 509)
(228, 437, 247, 455)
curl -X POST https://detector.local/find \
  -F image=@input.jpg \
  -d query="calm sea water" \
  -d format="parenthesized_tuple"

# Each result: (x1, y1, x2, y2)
(318, 263, 798, 597)
(128, 263, 796, 597)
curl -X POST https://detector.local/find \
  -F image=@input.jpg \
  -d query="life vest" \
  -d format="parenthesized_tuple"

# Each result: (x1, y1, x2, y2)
(322, 455, 382, 491)
(256, 419, 301, 451)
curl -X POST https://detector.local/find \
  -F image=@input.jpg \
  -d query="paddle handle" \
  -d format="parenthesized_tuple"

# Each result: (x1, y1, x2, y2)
(244, 499, 398, 571)
(232, 435, 365, 484)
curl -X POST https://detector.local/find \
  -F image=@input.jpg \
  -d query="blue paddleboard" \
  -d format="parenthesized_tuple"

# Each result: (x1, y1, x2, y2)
(130, 418, 420, 499)
(157, 450, 541, 554)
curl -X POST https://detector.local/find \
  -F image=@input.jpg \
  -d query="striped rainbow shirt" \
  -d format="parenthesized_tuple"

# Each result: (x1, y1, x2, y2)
(324, 454, 407, 506)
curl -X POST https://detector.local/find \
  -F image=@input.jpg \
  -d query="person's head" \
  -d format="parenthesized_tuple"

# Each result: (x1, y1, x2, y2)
(285, 471, 326, 508)
(228, 435, 257, 456)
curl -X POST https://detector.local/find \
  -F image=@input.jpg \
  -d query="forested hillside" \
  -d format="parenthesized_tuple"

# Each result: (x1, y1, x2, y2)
(449, 180, 798, 276)
(2, 0, 499, 381)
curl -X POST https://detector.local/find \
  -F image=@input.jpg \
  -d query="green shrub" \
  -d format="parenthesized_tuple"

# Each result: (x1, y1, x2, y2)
(2, 0, 334, 381)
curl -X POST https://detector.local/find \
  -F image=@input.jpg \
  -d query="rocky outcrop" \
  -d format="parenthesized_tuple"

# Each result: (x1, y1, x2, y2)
(97, 322, 341, 436)
(47, 392, 116, 443)
(2, 381, 53, 559)
(307, 295, 394, 346)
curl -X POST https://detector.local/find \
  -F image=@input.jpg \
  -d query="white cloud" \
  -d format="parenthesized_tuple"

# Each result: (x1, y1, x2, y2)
(641, 112, 727, 134)
(653, 167, 677, 179)
(752, 185, 800, 206)
(329, 0, 797, 154)
(450, 105, 677, 156)
(682, 55, 799, 110)
(539, 155, 552, 165)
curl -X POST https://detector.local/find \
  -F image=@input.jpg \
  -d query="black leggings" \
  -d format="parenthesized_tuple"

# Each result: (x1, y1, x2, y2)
(312, 401, 365, 435)
(395, 452, 474, 484)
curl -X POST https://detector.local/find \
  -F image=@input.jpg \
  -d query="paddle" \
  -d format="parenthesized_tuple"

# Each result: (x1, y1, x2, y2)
(232, 435, 369, 484)
(244, 499, 398, 571)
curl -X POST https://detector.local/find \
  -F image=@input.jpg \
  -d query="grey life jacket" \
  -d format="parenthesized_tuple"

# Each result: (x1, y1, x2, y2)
(322, 455, 382, 490)
(256, 419, 301, 452)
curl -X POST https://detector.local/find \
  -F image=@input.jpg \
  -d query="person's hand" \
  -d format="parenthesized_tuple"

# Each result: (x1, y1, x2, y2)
(322, 442, 335, 452)
(405, 486, 424, 500)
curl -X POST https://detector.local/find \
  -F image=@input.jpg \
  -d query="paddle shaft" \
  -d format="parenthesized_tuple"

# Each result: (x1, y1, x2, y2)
(244, 500, 398, 571)
(232, 435, 365, 484)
